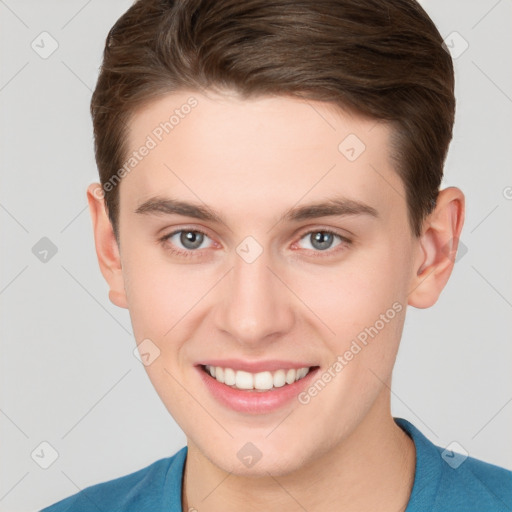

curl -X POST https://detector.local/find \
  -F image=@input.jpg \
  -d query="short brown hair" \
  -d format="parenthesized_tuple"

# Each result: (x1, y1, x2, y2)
(91, 0, 455, 239)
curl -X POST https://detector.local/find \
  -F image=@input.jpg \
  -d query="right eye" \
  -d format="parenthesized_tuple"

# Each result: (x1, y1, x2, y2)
(159, 228, 216, 257)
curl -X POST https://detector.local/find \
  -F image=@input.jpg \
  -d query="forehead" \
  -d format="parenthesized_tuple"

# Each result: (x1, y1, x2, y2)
(120, 90, 405, 226)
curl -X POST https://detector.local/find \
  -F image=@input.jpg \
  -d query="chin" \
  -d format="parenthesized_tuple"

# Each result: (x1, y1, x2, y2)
(200, 437, 315, 478)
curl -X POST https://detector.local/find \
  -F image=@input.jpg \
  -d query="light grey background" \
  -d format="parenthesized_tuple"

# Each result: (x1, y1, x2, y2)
(0, 1, 511, 511)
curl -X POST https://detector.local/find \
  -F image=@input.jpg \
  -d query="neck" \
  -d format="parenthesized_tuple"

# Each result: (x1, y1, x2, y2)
(182, 389, 416, 512)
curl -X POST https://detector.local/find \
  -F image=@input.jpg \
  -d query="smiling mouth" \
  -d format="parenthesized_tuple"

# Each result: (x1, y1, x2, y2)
(201, 364, 319, 392)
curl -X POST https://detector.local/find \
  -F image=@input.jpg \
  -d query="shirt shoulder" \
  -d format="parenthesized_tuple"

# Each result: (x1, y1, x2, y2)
(432, 446, 512, 511)
(39, 446, 187, 512)
(395, 418, 512, 512)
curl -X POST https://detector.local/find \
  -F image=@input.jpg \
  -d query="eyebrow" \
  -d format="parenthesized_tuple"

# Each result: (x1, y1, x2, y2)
(134, 195, 379, 224)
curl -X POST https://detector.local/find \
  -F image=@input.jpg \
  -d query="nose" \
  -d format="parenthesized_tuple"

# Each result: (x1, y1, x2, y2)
(213, 243, 295, 348)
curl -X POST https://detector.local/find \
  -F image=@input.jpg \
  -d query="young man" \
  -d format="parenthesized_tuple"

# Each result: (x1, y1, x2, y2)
(41, 0, 512, 511)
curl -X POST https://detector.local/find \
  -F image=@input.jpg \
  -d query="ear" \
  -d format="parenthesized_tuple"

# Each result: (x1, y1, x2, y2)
(408, 187, 465, 309)
(87, 183, 128, 309)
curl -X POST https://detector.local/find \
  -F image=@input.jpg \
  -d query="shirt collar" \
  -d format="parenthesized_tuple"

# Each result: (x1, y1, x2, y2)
(395, 417, 443, 511)
(165, 419, 441, 511)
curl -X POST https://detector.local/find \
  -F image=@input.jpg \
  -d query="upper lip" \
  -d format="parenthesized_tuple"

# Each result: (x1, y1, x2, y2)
(197, 359, 318, 373)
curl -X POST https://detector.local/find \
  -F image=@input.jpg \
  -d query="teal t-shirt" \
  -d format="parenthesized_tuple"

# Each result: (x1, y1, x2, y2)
(40, 418, 512, 511)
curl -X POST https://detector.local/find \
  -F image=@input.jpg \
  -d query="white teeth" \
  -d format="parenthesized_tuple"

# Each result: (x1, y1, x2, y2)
(296, 367, 309, 380)
(235, 370, 253, 390)
(273, 369, 286, 388)
(254, 371, 273, 390)
(224, 367, 236, 386)
(204, 365, 312, 391)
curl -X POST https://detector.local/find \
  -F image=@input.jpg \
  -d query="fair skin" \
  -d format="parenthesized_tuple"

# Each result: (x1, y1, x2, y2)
(87, 90, 464, 511)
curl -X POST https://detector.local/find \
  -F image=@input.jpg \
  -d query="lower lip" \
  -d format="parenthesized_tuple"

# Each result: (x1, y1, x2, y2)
(196, 366, 320, 414)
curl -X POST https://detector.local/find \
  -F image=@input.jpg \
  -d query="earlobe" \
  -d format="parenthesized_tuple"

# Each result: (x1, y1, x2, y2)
(87, 183, 128, 309)
(408, 187, 465, 309)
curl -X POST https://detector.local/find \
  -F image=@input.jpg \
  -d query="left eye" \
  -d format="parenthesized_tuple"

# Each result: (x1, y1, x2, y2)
(297, 231, 345, 251)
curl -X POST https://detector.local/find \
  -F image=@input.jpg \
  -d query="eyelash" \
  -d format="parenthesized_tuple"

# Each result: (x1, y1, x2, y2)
(158, 228, 213, 259)
(158, 227, 352, 259)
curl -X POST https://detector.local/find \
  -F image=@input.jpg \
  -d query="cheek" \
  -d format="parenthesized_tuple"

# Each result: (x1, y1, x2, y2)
(290, 242, 409, 407)
(293, 244, 407, 339)
(120, 246, 201, 340)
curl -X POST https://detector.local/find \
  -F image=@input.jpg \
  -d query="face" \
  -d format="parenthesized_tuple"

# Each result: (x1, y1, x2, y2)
(112, 90, 420, 476)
